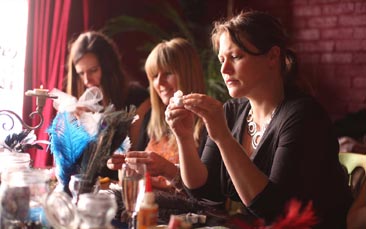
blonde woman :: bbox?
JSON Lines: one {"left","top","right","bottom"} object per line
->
{"left": 108, "top": 37, "right": 206, "bottom": 191}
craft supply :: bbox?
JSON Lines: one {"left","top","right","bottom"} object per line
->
{"left": 173, "top": 90, "right": 183, "bottom": 106}
{"left": 137, "top": 172, "right": 158, "bottom": 229}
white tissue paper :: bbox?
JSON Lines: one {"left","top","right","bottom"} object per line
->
{"left": 173, "top": 90, "right": 183, "bottom": 106}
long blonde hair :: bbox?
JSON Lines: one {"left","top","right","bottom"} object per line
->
{"left": 145, "top": 38, "right": 205, "bottom": 147}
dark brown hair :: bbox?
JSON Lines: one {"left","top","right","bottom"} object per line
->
{"left": 211, "top": 10, "right": 302, "bottom": 92}
{"left": 66, "top": 31, "right": 128, "bottom": 110}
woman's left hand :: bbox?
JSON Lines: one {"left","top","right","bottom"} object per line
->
{"left": 182, "top": 93, "right": 230, "bottom": 142}
{"left": 165, "top": 99, "right": 195, "bottom": 140}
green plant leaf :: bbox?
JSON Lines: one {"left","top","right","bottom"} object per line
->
{"left": 101, "top": 2, "right": 230, "bottom": 102}
{"left": 102, "top": 15, "right": 170, "bottom": 42}
{"left": 155, "top": 2, "right": 196, "bottom": 47}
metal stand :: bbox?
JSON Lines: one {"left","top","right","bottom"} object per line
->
{"left": 0, "top": 91, "right": 57, "bottom": 131}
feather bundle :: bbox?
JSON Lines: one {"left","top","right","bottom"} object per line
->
{"left": 48, "top": 86, "right": 136, "bottom": 195}
{"left": 3, "top": 129, "right": 44, "bottom": 152}
{"left": 79, "top": 105, "right": 136, "bottom": 193}
{"left": 48, "top": 112, "right": 93, "bottom": 186}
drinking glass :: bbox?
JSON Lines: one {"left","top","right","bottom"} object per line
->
{"left": 119, "top": 163, "right": 146, "bottom": 229}
{"left": 68, "top": 174, "right": 99, "bottom": 205}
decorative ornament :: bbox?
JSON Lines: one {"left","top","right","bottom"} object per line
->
{"left": 246, "top": 108, "right": 276, "bottom": 149}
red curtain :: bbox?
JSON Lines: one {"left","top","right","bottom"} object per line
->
{"left": 24, "top": 0, "right": 72, "bottom": 167}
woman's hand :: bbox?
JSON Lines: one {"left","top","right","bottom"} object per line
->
{"left": 125, "top": 151, "right": 177, "bottom": 178}
{"left": 165, "top": 99, "right": 195, "bottom": 140}
{"left": 182, "top": 93, "right": 230, "bottom": 142}
{"left": 106, "top": 154, "right": 125, "bottom": 170}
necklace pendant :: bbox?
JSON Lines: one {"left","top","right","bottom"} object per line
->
{"left": 252, "top": 132, "right": 262, "bottom": 149}
{"left": 247, "top": 121, "right": 256, "bottom": 136}
{"left": 246, "top": 107, "right": 277, "bottom": 150}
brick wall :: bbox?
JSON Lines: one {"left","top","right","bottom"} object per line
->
{"left": 234, "top": 0, "right": 366, "bottom": 120}
{"left": 290, "top": 0, "right": 366, "bottom": 121}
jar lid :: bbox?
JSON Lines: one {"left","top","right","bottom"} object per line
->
{"left": 44, "top": 191, "right": 78, "bottom": 228}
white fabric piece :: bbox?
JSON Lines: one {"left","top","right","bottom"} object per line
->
{"left": 51, "top": 86, "right": 103, "bottom": 113}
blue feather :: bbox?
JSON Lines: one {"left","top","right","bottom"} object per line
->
{"left": 48, "top": 112, "right": 93, "bottom": 186}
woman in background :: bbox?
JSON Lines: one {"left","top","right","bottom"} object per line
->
{"left": 66, "top": 31, "right": 148, "bottom": 111}
{"left": 65, "top": 31, "right": 149, "bottom": 180}
{"left": 165, "top": 11, "right": 352, "bottom": 228}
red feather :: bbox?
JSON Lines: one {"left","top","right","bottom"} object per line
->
{"left": 225, "top": 199, "right": 318, "bottom": 229}
{"left": 271, "top": 199, "right": 318, "bottom": 229}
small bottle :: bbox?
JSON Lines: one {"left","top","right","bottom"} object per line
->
{"left": 137, "top": 172, "right": 158, "bottom": 229}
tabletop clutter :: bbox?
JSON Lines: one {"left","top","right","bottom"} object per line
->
{"left": 0, "top": 87, "right": 225, "bottom": 228}
{"left": 0, "top": 151, "right": 212, "bottom": 229}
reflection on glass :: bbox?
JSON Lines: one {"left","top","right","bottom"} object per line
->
{"left": 119, "top": 163, "right": 146, "bottom": 229}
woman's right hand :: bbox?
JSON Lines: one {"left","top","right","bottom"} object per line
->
{"left": 106, "top": 154, "right": 125, "bottom": 170}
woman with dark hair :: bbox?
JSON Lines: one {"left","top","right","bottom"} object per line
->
{"left": 65, "top": 31, "right": 149, "bottom": 180}
{"left": 165, "top": 11, "right": 352, "bottom": 228}
{"left": 66, "top": 31, "right": 148, "bottom": 111}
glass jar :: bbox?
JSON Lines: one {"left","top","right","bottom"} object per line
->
{"left": 68, "top": 174, "right": 100, "bottom": 205}
{"left": 77, "top": 192, "right": 117, "bottom": 229}
{"left": 44, "top": 191, "right": 117, "bottom": 229}
{"left": 0, "top": 151, "right": 31, "bottom": 183}
{"left": 0, "top": 169, "right": 50, "bottom": 228}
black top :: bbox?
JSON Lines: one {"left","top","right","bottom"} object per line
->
{"left": 188, "top": 92, "right": 352, "bottom": 228}
{"left": 99, "top": 83, "right": 149, "bottom": 180}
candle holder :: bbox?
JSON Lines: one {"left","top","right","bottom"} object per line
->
{"left": 0, "top": 89, "right": 57, "bottom": 131}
